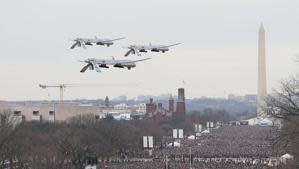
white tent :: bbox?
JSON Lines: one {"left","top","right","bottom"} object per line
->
{"left": 259, "top": 118, "right": 273, "bottom": 126}
{"left": 246, "top": 117, "right": 260, "bottom": 126}
{"left": 188, "top": 135, "right": 195, "bottom": 140}
{"left": 280, "top": 153, "right": 294, "bottom": 164}
{"left": 201, "top": 130, "right": 210, "bottom": 134}
{"left": 167, "top": 141, "right": 181, "bottom": 147}
{"left": 281, "top": 153, "right": 294, "bottom": 160}
{"left": 195, "top": 133, "right": 202, "bottom": 138}
{"left": 85, "top": 165, "right": 97, "bottom": 169}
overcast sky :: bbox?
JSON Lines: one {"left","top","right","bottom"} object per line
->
{"left": 0, "top": 0, "right": 298, "bottom": 101}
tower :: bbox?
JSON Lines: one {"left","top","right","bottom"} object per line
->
{"left": 257, "top": 23, "right": 267, "bottom": 117}
{"left": 105, "top": 96, "right": 110, "bottom": 107}
{"left": 178, "top": 88, "right": 185, "bottom": 102}
{"left": 175, "top": 88, "right": 186, "bottom": 118}
{"left": 169, "top": 95, "right": 174, "bottom": 113}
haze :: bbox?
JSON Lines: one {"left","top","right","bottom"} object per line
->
{"left": 0, "top": 0, "right": 298, "bottom": 101}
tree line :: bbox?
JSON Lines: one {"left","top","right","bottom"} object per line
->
{"left": 0, "top": 112, "right": 189, "bottom": 169}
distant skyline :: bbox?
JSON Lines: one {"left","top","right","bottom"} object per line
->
{"left": 0, "top": 0, "right": 298, "bottom": 101}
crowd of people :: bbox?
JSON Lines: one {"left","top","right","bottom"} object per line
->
{"left": 98, "top": 125, "right": 285, "bottom": 168}
{"left": 99, "top": 160, "right": 271, "bottom": 169}
{"left": 154, "top": 125, "right": 281, "bottom": 158}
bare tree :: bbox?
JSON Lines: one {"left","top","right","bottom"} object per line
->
{"left": 266, "top": 76, "right": 299, "bottom": 167}
{"left": 0, "top": 110, "right": 14, "bottom": 168}
{"left": 0, "top": 112, "right": 197, "bottom": 169}
{"left": 267, "top": 77, "right": 299, "bottom": 119}
{"left": 0, "top": 109, "right": 13, "bottom": 141}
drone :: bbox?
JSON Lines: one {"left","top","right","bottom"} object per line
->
{"left": 79, "top": 57, "right": 151, "bottom": 73}
{"left": 70, "top": 36, "right": 125, "bottom": 49}
{"left": 124, "top": 43, "right": 181, "bottom": 56}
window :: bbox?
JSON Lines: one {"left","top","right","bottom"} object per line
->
{"left": 14, "top": 111, "right": 21, "bottom": 116}
{"left": 49, "top": 111, "right": 55, "bottom": 116}
{"left": 33, "top": 111, "right": 39, "bottom": 115}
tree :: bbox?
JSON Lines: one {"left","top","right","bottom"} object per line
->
{"left": 0, "top": 110, "right": 14, "bottom": 168}
{"left": 0, "top": 112, "right": 196, "bottom": 168}
{"left": 0, "top": 110, "right": 30, "bottom": 169}
{"left": 266, "top": 75, "right": 299, "bottom": 167}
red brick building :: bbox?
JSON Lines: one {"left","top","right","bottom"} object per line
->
{"left": 175, "top": 88, "right": 186, "bottom": 118}
{"left": 145, "top": 98, "right": 157, "bottom": 117}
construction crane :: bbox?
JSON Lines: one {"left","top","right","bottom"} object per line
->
{"left": 39, "top": 83, "right": 138, "bottom": 103}
{"left": 39, "top": 84, "right": 67, "bottom": 103}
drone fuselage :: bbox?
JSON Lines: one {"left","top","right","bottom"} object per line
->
{"left": 125, "top": 43, "right": 179, "bottom": 56}
{"left": 79, "top": 57, "right": 150, "bottom": 73}
{"left": 71, "top": 37, "right": 124, "bottom": 49}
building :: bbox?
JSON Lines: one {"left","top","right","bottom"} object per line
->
{"left": 145, "top": 98, "right": 157, "bottom": 117}
{"left": 257, "top": 23, "right": 268, "bottom": 117}
{"left": 178, "top": 88, "right": 185, "bottom": 102}
{"left": 145, "top": 98, "right": 170, "bottom": 119}
{"left": 4, "top": 103, "right": 104, "bottom": 122}
{"left": 105, "top": 96, "right": 110, "bottom": 107}
{"left": 0, "top": 101, "right": 9, "bottom": 108}
{"left": 157, "top": 103, "right": 163, "bottom": 112}
{"left": 175, "top": 88, "right": 186, "bottom": 118}
{"left": 144, "top": 88, "right": 187, "bottom": 120}
{"left": 0, "top": 101, "right": 146, "bottom": 123}
{"left": 169, "top": 95, "right": 174, "bottom": 113}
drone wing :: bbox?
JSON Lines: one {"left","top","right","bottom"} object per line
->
{"left": 119, "top": 58, "right": 152, "bottom": 64}
{"left": 109, "top": 37, "right": 125, "bottom": 41}
{"left": 132, "top": 57, "right": 152, "bottom": 63}
{"left": 99, "top": 37, "right": 125, "bottom": 43}
{"left": 159, "top": 43, "right": 181, "bottom": 48}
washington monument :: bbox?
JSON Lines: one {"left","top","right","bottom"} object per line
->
{"left": 257, "top": 23, "right": 267, "bottom": 117}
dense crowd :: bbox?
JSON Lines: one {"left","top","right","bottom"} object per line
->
{"left": 99, "top": 125, "right": 284, "bottom": 169}
{"left": 100, "top": 161, "right": 270, "bottom": 169}
{"left": 154, "top": 126, "right": 281, "bottom": 158}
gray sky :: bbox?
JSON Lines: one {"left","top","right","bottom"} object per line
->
{"left": 0, "top": 0, "right": 298, "bottom": 101}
